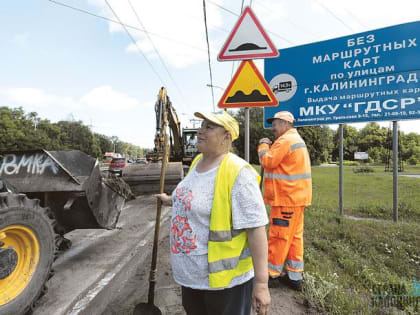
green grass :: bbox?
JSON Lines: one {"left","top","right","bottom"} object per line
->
{"left": 312, "top": 165, "right": 420, "bottom": 222}
{"left": 304, "top": 209, "right": 419, "bottom": 314}
{"left": 252, "top": 164, "right": 420, "bottom": 314}
{"left": 307, "top": 166, "right": 420, "bottom": 314}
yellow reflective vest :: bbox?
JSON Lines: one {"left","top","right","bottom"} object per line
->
{"left": 188, "top": 153, "right": 260, "bottom": 288}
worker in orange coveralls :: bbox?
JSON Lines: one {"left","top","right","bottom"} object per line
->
{"left": 257, "top": 111, "right": 312, "bottom": 291}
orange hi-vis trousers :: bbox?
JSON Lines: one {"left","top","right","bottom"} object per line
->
{"left": 268, "top": 206, "right": 304, "bottom": 280}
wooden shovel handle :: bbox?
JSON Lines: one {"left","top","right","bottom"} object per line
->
{"left": 148, "top": 134, "right": 169, "bottom": 305}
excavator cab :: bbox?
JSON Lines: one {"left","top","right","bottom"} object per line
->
{"left": 182, "top": 128, "right": 199, "bottom": 164}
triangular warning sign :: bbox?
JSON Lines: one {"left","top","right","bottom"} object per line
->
{"left": 218, "top": 6, "right": 279, "bottom": 61}
{"left": 218, "top": 60, "right": 278, "bottom": 108}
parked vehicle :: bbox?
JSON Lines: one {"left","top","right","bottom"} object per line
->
{"left": 135, "top": 158, "right": 148, "bottom": 164}
{"left": 102, "top": 152, "right": 122, "bottom": 164}
{"left": 109, "top": 157, "right": 127, "bottom": 176}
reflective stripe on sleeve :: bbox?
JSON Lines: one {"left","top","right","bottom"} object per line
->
{"left": 290, "top": 143, "right": 306, "bottom": 151}
{"left": 265, "top": 173, "right": 311, "bottom": 180}
{"left": 258, "top": 149, "right": 268, "bottom": 156}
{"left": 258, "top": 149, "right": 267, "bottom": 163}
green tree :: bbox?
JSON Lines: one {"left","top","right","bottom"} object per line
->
{"left": 233, "top": 108, "right": 332, "bottom": 165}
{"left": 332, "top": 125, "right": 359, "bottom": 160}
{"left": 358, "top": 123, "right": 388, "bottom": 151}
{"left": 298, "top": 125, "right": 332, "bottom": 165}
{"left": 95, "top": 133, "right": 114, "bottom": 157}
{"left": 0, "top": 107, "right": 39, "bottom": 151}
{"left": 0, "top": 106, "right": 146, "bottom": 160}
{"left": 357, "top": 123, "right": 388, "bottom": 163}
{"left": 55, "top": 120, "right": 101, "bottom": 157}
{"left": 233, "top": 108, "right": 272, "bottom": 164}
{"left": 401, "top": 132, "right": 420, "bottom": 164}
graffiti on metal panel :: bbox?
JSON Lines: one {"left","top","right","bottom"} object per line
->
{"left": 0, "top": 153, "right": 58, "bottom": 176}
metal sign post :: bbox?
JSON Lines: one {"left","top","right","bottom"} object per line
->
{"left": 339, "top": 124, "right": 344, "bottom": 215}
{"left": 393, "top": 121, "right": 399, "bottom": 222}
{"left": 245, "top": 108, "right": 250, "bottom": 162}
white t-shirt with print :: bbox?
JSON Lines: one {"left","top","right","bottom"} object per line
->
{"left": 170, "top": 161, "right": 268, "bottom": 290}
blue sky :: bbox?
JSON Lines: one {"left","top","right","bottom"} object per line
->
{"left": 1, "top": 0, "right": 419, "bottom": 147}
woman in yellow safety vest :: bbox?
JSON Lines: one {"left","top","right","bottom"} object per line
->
{"left": 156, "top": 111, "right": 270, "bottom": 315}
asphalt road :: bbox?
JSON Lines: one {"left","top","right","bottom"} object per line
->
{"left": 32, "top": 193, "right": 316, "bottom": 315}
{"left": 33, "top": 195, "right": 171, "bottom": 315}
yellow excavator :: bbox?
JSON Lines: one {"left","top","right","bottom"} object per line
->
{"left": 123, "top": 87, "right": 198, "bottom": 194}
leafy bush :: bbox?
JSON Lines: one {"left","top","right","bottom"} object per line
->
{"left": 407, "top": 156, "right": 418, "bottom": 165}
{"left": 353, "top": 166, "right": 375, "bottom": 173}
{"left": 312, "top": 158, "right": 322, "bottom": 166}
{"left": 343, "top": 160, "right": 359, "bottom": 166}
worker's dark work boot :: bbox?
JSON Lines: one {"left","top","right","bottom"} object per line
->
{"left": 279, "top": 275, "right": 303, "bottom": 291}
{"left": 287, "top": 279, "right": 302, "bottom": 291}
{"left": 268, "top": 276, "right": 280, "bottom": 288}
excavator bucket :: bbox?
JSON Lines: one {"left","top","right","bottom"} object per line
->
{"left": 122, "top": 162, "right": 183, "bottom": 195}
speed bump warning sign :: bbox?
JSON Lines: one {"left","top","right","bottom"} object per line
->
{"left": 218, "top": 60, "right": 279, "bottom": 108}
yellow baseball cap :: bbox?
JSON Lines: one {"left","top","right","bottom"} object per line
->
{"left": 194, "top": 111, "right": 239, "bottom": 141}
{"left": 266, "top": 111, "right": 295, "bottom": 124}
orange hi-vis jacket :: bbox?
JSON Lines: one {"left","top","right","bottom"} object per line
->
{"left": 258, "top": 128, "right": 312, "bottom": 206}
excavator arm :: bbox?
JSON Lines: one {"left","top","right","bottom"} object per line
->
{"left": 125, "top": 87, "right": 185, "bottom": 195}
{"left": 167, "top": 98, "right": 183, "bottom": 160}
{"left": 149, "top": 87, "right": 183, "bottom": 161}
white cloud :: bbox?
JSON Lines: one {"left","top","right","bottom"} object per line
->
{"left": 0, "top": 86, "right": 139, "bottom": 112}
{"left": 89, "top": 0, "right": 224, "bottom": 68}
{"left": 80, "top": 85, "right": 139, "bottom": 111}
{"left": 0, "top": 88, "right": 76, "bottom": 108}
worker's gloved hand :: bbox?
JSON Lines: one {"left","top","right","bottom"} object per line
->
{"left": 258, "top": 138, "right": 272, "bottom": 145}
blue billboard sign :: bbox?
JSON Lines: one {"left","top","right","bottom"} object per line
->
{"left": 264, "top": 21, "right": 420, "bottom": 128}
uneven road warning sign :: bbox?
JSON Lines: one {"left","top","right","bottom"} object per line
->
{"left": 218, "top": 6, "right": 279, "bottom": 61}
{"left": 218, "top": 60, "right": 279, "bottom": 108}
